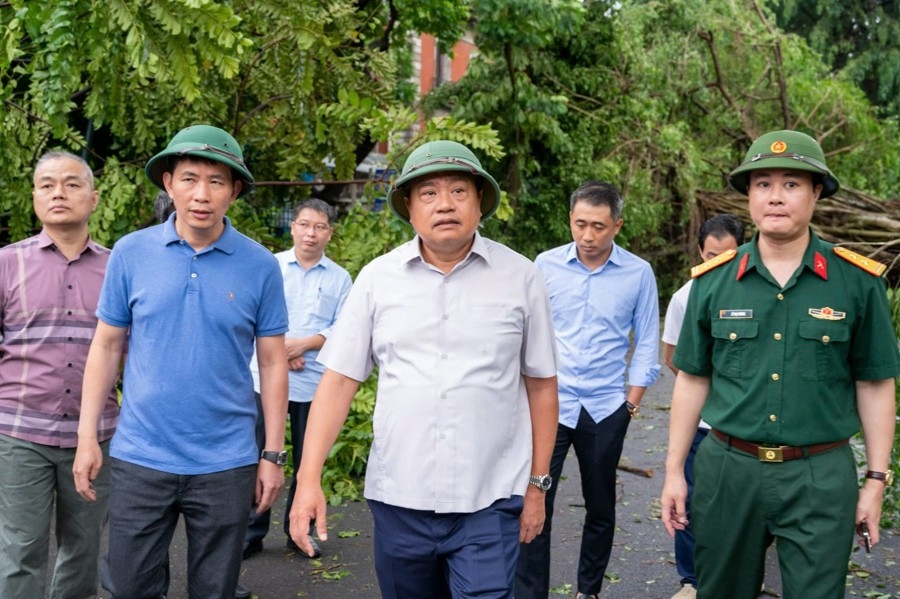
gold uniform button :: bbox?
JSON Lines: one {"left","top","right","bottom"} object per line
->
{"left": 822, "top": 335, "right": 830, "bottom": 343}
{"left": 774, "top": 333, "right": 782, "bottom": 340}
{"left": 777, "top": 293, "right": 784, "bottom": 300}
{"left": 769, "top": 414, "right": 777, "bottom": 422}
{"left": 729, "top": 332, "right": 737, "bottom": 340}
{"left": 771, "top": 373, "right": 780, "bottom": 381}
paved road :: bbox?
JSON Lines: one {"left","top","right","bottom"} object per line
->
{"left": 57, "top": 366, "right": 900, "bottom": 598}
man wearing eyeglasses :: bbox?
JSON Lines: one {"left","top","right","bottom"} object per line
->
{"left": 74, "top": 125, "right": 289, "bottom": 598}
{"left": 242, "top": 199, "right": 351, "bottom": 563}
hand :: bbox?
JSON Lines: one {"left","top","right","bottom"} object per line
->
{"left": 288, "top": 356, "right": 306, "bottom": 371}
{"left": 285, "top": 338, "right": 310, "bottom": 361}
{"left": 289, "top": 480, "right": 328, "bottom": 555}
{"left": 254, "top": 459, "right": 285, "bottom": 514}
{"left": 661, "top": 473, "right": 689, "bottom": 537}
{"left": 856, "top": 480, "right": 886, "bottom": 548}
{"left": 519, "top": 486, "right": 546, "bottom": 543}
{"left": 73, "top": 441, "right": 103, "bottom": 502}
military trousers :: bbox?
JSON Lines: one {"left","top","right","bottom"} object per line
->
{"left": 692, "top": 433, "right": 857, "bottom": 599}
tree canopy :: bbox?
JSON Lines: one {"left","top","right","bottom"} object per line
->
{"left": 1, "top": 0, "right": 489, "bottom": 245}
{"left": 426, "top": 0, "right": 900, "bottom": 294}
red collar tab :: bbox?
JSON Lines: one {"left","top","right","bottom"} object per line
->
{"left": 813, "top": 251, "right": 828, "bottom": 280}
{"left": 736, "top": 253, "right": 750, "bottom": 280}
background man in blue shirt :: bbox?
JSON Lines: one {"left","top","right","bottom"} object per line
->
{"left": 516, "top": 180, "right": 660, "bottom": 599}
{"left": 243, "top": 198, "right": 352, "bottom": 562}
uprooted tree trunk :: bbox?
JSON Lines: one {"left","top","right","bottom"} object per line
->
{"left": 692, "top": 188, "right": 900, "bottom": 286}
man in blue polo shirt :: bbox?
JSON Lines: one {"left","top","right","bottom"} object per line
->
{"left": 74, "top": 125, "right": 289, "bottom": 599}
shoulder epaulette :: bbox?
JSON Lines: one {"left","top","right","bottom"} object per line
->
{"left": 833, "top": 246, "right": 887, "bottom": 277}
{"left": 690, "top": 249, "right": 737, "bottom": 279}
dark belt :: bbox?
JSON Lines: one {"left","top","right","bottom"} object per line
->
{"left": 710, "top": 429, "right": 848, "bottom": 463}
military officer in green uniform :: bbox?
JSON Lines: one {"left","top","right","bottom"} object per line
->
{"left": 661, "top": 129, "right": 899, "bottom": 599}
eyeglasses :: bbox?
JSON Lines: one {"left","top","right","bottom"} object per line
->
{"left": 176, "top": 144, "right": 247, "bottom": 168}
{"left": 293, "top": 221, "right": 331, "bottom": 233}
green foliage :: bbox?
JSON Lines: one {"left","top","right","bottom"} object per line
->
{"left": 884, "top": 285, "right": 900, "bottom": 527}
{"left": 0, "top": 0, "right": 475, "bottom": 243}
{"left": 769, "top": 0, "right": 900, "bottom": 120}
{"left": 427, "top": 0, "right": 900, "bottom": 291}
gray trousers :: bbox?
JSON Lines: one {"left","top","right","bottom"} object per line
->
{"left": 103, "top": 458, "right": 256, "bottom": 599}
{"left": 0, "top": 434, "right": 110, "bottom": 599}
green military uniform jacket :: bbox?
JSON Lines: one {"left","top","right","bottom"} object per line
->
{"left": 674, "top": 230, "right": 900, "bottom": 446}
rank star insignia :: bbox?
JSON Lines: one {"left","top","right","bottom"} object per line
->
{"left": 770, "top": 140, "right": 787, "bottom": 153}
{"left": 809, "top": 307, "right": 846, "bottom": 321}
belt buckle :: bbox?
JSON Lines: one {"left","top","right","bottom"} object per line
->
{"left": 758, "top": 446, "right": 784, "bottom": 463}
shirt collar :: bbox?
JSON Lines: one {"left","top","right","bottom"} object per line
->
{"left": 400, "top": 231, "right": 489, "bottom": 269}
{"left": 565, "top": 241, "right": 622, "bottom": 270}
{"left": 738, "top": 228, "right": 828, "bottom": 281}
{"left": 287, "top": 251, "right": 329, "bottom": 270}
{"left": 162, "top": 213, "right": 238, "bottom": 255}
{"left": 37, "top": 228, "right": 104, "bottom": 255}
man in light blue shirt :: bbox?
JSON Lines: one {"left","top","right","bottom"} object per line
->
{"left": 516, "top": 180, "right": 660, "bottom": 599}
{"left": 244, "top": 198, "right": 352, "bottom": 562}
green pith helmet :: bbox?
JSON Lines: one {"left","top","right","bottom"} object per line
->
{"left": 145, "top": 125, "right": 255, "bottom": 198}
{"left": 728, "top": 130, "right": 840, "bottom": 198}
{"left": 389, "top": 140, "right": 501, "bottom": 223}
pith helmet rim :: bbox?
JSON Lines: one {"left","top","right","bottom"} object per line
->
{"left": 388, "top": 141, "right": 501, "bottom": 223}
{"left": 145, "top": 125, "right": 255, "bottom": 198}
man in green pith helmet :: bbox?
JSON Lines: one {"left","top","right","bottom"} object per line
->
{"left": 289, "top": 140, "right": 559, "bottom": 597}
{"left": 661, "top": 129, "right": 899, "bottom": 599}
{"left": 74, "top": 125, "right": 289, "bottom": 599}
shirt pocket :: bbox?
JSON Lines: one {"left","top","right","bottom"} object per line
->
{"left": 797, "top": 319, "right": 850, "bottom": 382}
{"left": 711, "top": 320, "right": 759, "bottom": 380}
{"left": 314, "top": 292, "right": 340, "bottom": 322}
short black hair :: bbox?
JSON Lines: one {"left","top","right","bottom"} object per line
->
{"left": 569, "top": 181, "right": 623, "bottom": 221}
{"left": 293, "top": 198, "right": 336, "bottom": 225}
{"left": 698, "top": 214, "right": 745, "bottom": 250}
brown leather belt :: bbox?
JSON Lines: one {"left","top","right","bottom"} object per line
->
{"left": 710, "top": 429, "right": 848, "bottom": 463}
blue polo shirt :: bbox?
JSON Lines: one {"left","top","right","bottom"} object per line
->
{"left": 97, "top": 215, "right": 288, "bottom": 474}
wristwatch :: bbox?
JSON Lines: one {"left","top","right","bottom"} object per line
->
{"left": 625, "top": 401, "right": 640, "bottom": 418}
{"left": 865, "top": 470, "right": 894, "bottom": 486}
{"left": 529, "top": 474, "right": 553, "bottom": 492}
{"left": 260, "top": 450, "right": 288, "bottom": 466}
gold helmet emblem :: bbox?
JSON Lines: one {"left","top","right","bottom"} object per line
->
{"left": 770, "top": 140, "right": 787, "bottom": 153}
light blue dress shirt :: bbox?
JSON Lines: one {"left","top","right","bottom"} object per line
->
{"left": 251, "top": 250, "right": 352, "bottom": 402}
{"left": 536, "top": 242, "right": 660, "bottom": 428}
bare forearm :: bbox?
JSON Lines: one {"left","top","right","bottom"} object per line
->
{"left": 626, "top": 386, "right": 647, "bottom": 407}
{"left": 665, "top": 372, "right": 709, "bottom": 472}
{"left": 257, "top": 335, "right": 289, "bottom": 452}
{"left": 857, "top": 378, "right": 896, "bottom": 472}
{"left": 296, "top": 369, "right": 360, "bottom": 481}
{"left": 78, "top": 323, "right": 126, "bottom": 441}
{"left": 285, "top": 335, "right": 325, "bottom": 360}
{"left": 524, "top": 375, "right": 559, "bottom": 475}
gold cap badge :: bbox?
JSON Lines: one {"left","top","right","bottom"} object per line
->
{"left": 770, "top": 140, "right": 787, "bottom": 153}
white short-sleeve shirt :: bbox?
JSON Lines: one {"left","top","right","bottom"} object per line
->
{"left": 318, "top": 233, "right": 558, "bottom": 513}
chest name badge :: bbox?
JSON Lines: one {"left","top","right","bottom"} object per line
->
{"left": 809, "top": 307, "right": 846, "bottom": 320}
{"left": 719, "top": 309, "right": 753, "bottom": 319}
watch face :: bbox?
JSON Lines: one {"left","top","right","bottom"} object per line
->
{"left": 540, "top": 475, "right": 552, "bottom": 490}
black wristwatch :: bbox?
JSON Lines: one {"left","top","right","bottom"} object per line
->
{"left": 260, "top": 450, "right": 288, "bottom": 466}
{"left": 528, "top": 474, "right": 553, "bottom": 492}
{"left": 625, "top": 401, "right": 640, "bottom": 418}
